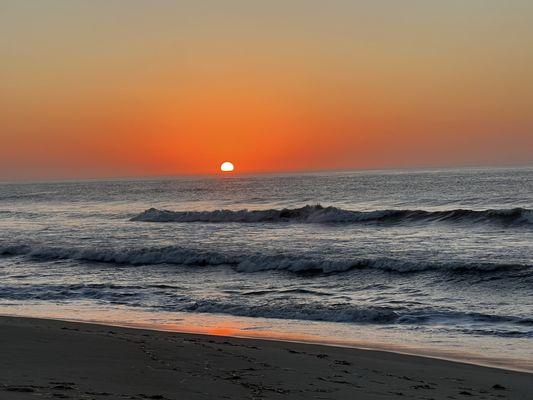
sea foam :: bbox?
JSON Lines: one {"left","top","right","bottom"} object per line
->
{"left": 1, "top": 242, "right": 530, "bottom": 274}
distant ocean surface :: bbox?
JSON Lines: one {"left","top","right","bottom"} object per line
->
{"left": 1, "top": 167, "right": 532, "bottom": 370}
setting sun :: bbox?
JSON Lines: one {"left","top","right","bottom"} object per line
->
{"left": 220, "top": 161, "right": 235, "bottom": 172}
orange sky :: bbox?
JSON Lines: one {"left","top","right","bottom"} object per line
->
{"left": 1, "top": 1, "right": 532, "bottom": 180}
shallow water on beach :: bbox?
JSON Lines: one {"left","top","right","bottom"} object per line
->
{"left": 0, "top": 167, "right": 532, "bottom": 370}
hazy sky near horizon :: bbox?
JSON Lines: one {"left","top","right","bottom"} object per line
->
{"left": 1, "top": 1, "right": 532, "bottom": 180}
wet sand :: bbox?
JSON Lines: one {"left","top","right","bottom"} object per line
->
{"left": 1, "top": 316, "right": 531, "bottom": 399}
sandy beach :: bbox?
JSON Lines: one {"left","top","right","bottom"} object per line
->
{"left": 1, "top": 316, "right": 531, "bottom": 400}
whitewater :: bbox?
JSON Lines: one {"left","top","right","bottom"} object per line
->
{"left": 0, "top": 167, "right": 532, "bottom": 368}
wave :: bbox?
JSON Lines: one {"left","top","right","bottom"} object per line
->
{"left": 183, "top": 301, "right": 401, "bottom": 324}
{"left": 0, "top": 210, "right": 43, "bottom": 218}
{"left": 0, "top": 282, "right": 531, "bottom": 335}
{"left": 131, "top": 205, "right": 533, "bottom": 227}
{"left": 1, "top": 242, "right": 530, "bottom": 274}
{"left": 183, "top": 301, "right": 533, "bottom": 334}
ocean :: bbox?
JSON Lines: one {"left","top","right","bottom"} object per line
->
{"left": 1, "top": 167, "right": 532, "bottom": 371}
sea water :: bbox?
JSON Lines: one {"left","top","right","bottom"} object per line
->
{"left": 1, "top": 167, "right": 532, "bottom": 370}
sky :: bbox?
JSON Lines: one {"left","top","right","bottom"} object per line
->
{"left": 1, "top": 0, "right": 532, "bottom": 181}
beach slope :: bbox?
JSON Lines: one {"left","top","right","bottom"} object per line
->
{"left": 1, "top": 316, "right": 531, "bottom": 399}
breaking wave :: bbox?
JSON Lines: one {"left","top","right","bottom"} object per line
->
{"left": 0, "top": 281, "right": 531, "bottom": 334}
{"left": 1, "top": 242, "right": 530, "bottom": 274}
{"left": 183, "top": 302, "right": 533, "bottom": 333}
{"left": 131, "top": 205, "right": 533, "bottom": 227}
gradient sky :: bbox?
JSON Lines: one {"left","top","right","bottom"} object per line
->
{"left": 1, "top": 1, "right": 532, "bottom": 180}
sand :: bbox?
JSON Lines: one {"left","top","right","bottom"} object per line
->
{"left": 0, "top": 316, "right": 531, "bottom": 399}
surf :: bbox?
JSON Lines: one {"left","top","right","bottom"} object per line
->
{"left": 131, "top": 205, "right": 533, "bottom": 227}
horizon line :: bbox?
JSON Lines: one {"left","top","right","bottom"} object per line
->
{"left": 1, "top": 162, "right": 532, "bottom": 185}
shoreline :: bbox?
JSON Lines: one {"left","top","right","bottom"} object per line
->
{"left": 1, "top": 309, "right": 531, "bottom": 374}
{"left": 1, "top": 315, "right": 532, "bottom": 399}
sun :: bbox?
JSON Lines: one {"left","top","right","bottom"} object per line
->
{"left": 220, "top": 161, "right": 235, "bottom": 172}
